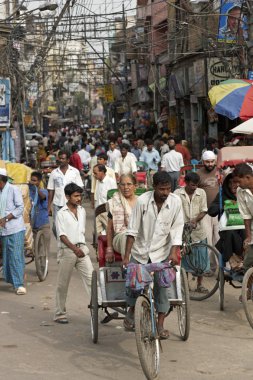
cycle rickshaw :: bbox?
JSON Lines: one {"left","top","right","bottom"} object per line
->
{"left": 89, "top": 188, "right": 190, "bottom": 380}
{"left": 0, "top": 163, "right": 48, "bottom": 282}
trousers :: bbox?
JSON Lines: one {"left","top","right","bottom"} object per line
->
{"left": 55, "top": 245, "right": 94, "bottom": 319}
{"left": 168, "top": 171, "right": 180, "bottom": 192}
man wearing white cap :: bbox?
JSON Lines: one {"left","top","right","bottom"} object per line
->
{"left": 197, "top": 151, "right": 219, "bottom": 247}
{"left": 0, "top": 168, "right": 26, "bottom": 295}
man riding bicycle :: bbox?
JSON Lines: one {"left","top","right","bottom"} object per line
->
{"left": 123, "top": 171, "right": 184, "bottom": 339}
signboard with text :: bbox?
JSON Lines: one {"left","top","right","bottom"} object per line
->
{"left": 207, "top": 57, "right": 240, "bottom": 89}
{"left": 0, "top": 78, "right": 11, "bottom": 127}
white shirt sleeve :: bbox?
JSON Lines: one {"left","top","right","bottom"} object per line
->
{"left": 131, "top": 157, "right": 137, "bottom": 173}
{"left": 179, "top": 153, "right": 184, "bottom": 168}
{"left": 114, "top": 158, "right": 120, "bottom": 174}
{"left": 169, "top": 199, "right": 184, "bottom": 246}
{"left": 237, "top": 190, "right": 252, "bottom": 219}
{"left": 75, "top": 171, "right": 84, "bottom": 188}
{"left": 47, "top": 171, "right": 55, "bottom": 190}
{"left": 56, "top": 211, "right": 66, "bottom": 237}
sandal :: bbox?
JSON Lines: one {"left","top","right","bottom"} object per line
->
{"left": 16, "top": 287, "right": 26, "bottom": 295}
{"left": 196, "top": 285, "right": 209, "bottom": 294}
{"left": 54, "top": 317, "right": 69, "bottom": 324}
{"left": 157, "top": 326, "right": 170, "bottom": 340}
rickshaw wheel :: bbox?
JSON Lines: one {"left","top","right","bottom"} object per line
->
{"left": 135, "top": 295, "right": 160, "bottom": 380}
{"left": 90, "top": 270, "right": 99, "bottom": 343}
{"left": 219, "top": 266, "right": 225, "bottom": 311}
{"left": 242, "top": 267, "right": 253, "bottom": 329}
{"left": 185, "top": 243, "right": 220, "bottom": 301}
{"left": 34, "top": 230, "right": 48, "bottom": 282}
{"left": 177, "top": 268, "right": 190, "bottom": 341}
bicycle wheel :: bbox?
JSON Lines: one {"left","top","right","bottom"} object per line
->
{"left": 219, "top": 266, "right": 225, "bottom": 311}
{"left": 135, "top": 295, "right": 159, "bottom": 380}
{"left": 90, "top": 270, "right": 98, "bottom": 343}
{"left": 177, "top": 268, "right": 190, "bottom": 341}
{"left": 34, "top": 230, "right": 48, "bottom": 282}
{"left": 184, "top": 242, "right": 220, "bottom": 301}
{"left": 242, "top": 267, "right": 253, "bottom": 329}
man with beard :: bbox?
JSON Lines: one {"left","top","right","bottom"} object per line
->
{"left": 123, "top": 171, "right": 184, "bottom": 338}
{"left": 197, "top": 151, "right": 219, "bottom": 247}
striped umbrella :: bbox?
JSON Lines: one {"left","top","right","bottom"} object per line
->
{"left": 208, "top": 79, "right": 253, "bottom": 120}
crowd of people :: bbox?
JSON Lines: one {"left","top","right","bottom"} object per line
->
{"left": 2, "top": 126, "right": 253, "bottom": 338}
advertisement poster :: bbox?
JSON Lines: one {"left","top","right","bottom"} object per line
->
{"left": 0, "top": 78, "right": 11, "bottom": 127}
{"left": 218, "top": 0, "right": 247, "bottom": 43}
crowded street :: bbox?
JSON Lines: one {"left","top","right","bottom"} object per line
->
{"left": 1, "top": 202, "right": 253, "bottom": 380}
{"left": 2, "top": 1, "right": 253, "bottom": 379}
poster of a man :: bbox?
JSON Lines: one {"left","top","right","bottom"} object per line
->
{"left": 218, "top": 1, "right": 247, "bottom": 43}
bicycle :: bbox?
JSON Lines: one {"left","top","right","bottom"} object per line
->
{"left": 132, "top": 262, "right": 190, "bottom": 380}
{"left": 181, "top": 223, "right": 221, "bottom": 301}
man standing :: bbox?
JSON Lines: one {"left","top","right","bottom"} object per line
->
{"left": 174, "top": 172, "right": 209, "bottom": 293}
{"left": 161, "top": 138, "right": 184, "bottom": 192}
{"left": 0, "top": 169, "right": 26, "bottom": 295}
{"left": 115, "top": 144, "right": 137, "bottom": 182}
{"left": 91, "top": 153, "right": 116, "bottom": 209}
{"left": 47, "top": 150, "right": 83, "bottom": 238}
{"left": 233, "top": 163, "right": 253, "bottom": 271}
{"left": 107, "top": 141, "right": 121, "bottom": 170}
{"left": 54, "top": 183, "right": 94, "bottom": 323}
{"left": 93, "top": 164, "right": 117, "bottom": 234}
{"left": 93, "top": 164, "right": 117, "bottom": 209}
{"left": 123, "top": 172, "right": 184, "bottom": 337}
{"left": 139, "top": 139, "right": 160, "bottom": 171}
{"left": 197, "top": 151, "right": 219, "bottom": 247}
{"left": 159, "top": 138, "right": 169, "bottom": 158}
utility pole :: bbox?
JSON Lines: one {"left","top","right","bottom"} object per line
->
{"left": 247, "top": 0, "right": 253, "bottom": 77}
{"left": 122, "top": 4, "right": 131, "bottom": 130}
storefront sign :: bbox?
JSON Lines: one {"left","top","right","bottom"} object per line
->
{"left": 193, "top": 60, "right": 206, "bottom": 96}
{"left": 207, "top": 57, "right": 240, "bottom": 88}
{"left": 218, "top": 0, "right": 247, "bottom": 44}
{"left": 0, "top": 78, "right": 11, "bottom": 127}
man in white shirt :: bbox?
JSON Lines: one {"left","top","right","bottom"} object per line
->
{"left": 140, "top": 139, "right": 161, "bottom": 171}
{"left": 54, "top": 183, "right": 93, "bottom": 323}
{"left": 91, "top": 153, "right": 116, "bottom": 208}
{"left": 107, "top": 141, "right": 121, "bottom": 169}
{"left": 161, "top": 138, "right": 184, "bottom": 191}
{"left": 47, "top": 150, "right": 83, "bottom": 238}
{"left": 93, "top": 164, "right": 117, "bottom": 234}
{"left": 114, "top": 144, "right": 137, "bottom": 181}
{"left": 159, "top": 138, "right": 170, "bottom": 158}
{"left": 78, "top": 144, "right": 91, "bottom": 167}
{"left": 123, "top": 171, "right": 184, "bottom": 337}
{"left": 93, "top": 164, "right": 117, "bottom": 208}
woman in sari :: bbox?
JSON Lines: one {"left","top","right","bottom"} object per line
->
{"left": 105, "top": 174, "right": 137, "bottom": 262}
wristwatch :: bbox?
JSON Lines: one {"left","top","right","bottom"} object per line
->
{"left": 5, "top": 217, "right": 9, "bottom": 222}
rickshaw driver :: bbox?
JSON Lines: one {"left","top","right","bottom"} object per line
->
{"left": 233, "top": 163, "right": 253, "bottom": 271}
{"left": 122, "top": 171, "right": 184, "bottom": 338}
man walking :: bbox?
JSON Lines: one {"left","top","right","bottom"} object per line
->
{"left": 47, "top": 150, "right": 83, "bottom": 238}
{"left": 0, "top": 168, "right": 26, "bottom": 295}
{"left": 197, "top": 151, "right": 219, "bottom": 247}
{"left": 54, "top": 183, "right": 94, "bottom": 323}
{"left": 123, "top": 171, "right": 184, "bottom": 337}
{"left": 161, "top": 138, "right": 184, "bottom": 191}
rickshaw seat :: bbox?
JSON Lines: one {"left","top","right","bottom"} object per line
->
{"left": 135, "top": 172, "right": 146, "bottom": 183}
{"left": 97, "top": 235, "right": 122, "bottom": 267}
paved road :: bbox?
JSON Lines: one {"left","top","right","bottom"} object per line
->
{"left": 1, "top": 202, "right": 253, "bottom": 380}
